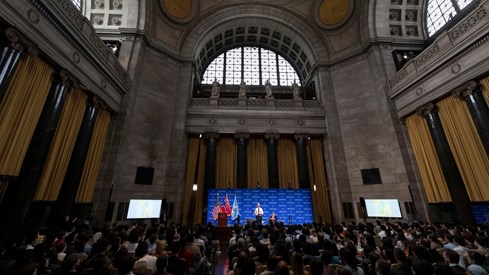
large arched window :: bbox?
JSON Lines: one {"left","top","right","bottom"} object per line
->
{"left": 426, "top": 0, "right": 475, "bottom": 36}
{"left": 202, "top": 47, "right": 301, "bottom": 87}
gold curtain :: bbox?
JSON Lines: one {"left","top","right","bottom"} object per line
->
{"left": 278, "top": 137, "right": 299, "bottom": 188}
{"left": 75, "top": 109, "right": 111, "bottom": 202}
{"left": 437, "top": 97, "right": 489, "bottom": 201}
{"left": 247, "top": 136, "right": 268, "bottom": 188}
{"left": 194, "top": 140, "right": 206, "bottom": 224}
{"left": 0, "top": 56, "right": 54, "bottom": 176}
{"left": 405, "top": 114, "right": 451, "bottom": 203}
{"left": 216, "top": 137, "right": 236, "bottom": 188}
{"left": 480, "top": 77, "right": 489, "bottom": 105}
{"left": 182, "top": 137, "right": 200, "bottom": 225}
{"left": 307, "top": 139, "right": 332, "bottom": 223}
{"left": 34, "top": 89, "right": 87, "bottom": 201}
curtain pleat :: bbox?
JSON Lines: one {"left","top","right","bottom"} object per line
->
{"left": 480, "top": 77, "right": 489, "bottom": 105}
{"left": 405, "top": 114, "right": 451, "bottom": 203}
{"left": 247, "top": 137, "right": 268, "bottom": 188}
{"left": 216, "top": 137, "right": 236, "bottom": 188}
{"left": 437, "top": 97, "right": 489, "bottom": 201}
{"left": 182, "top": 137, "right": 200, "bottom": 225}
{"left": 75, "top": 109, "right": 111, "bottom": 203}
{"left": 0, "top": 55, "right": 54, "bottom": 176}
{"left": 308, "top": 139, "right": 332, "bottom": 223}
{"left": 278, "top": 137, "right": 298, "bottom": 188}
{"left": 194, "top": 140, "right": 206, "bottom": 224}
{"left": 34, "top": 89, "right": 87, "bottom": 201}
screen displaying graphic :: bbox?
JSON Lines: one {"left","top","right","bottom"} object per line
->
{"left": 471, "top": 204, "right": 489, "bottom": 225}
{"left": 207, "top": 189, "right": 314, "bottom": 225}
{"left": 127, "top": 199, "right": 162, "bottom": 219}
{"left": 365, "top": 199, "right": 402, "bottom": 218}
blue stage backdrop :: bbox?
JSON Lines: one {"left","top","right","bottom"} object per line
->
{"left": 207, "top": 188, "right": 314, "bottom": 226}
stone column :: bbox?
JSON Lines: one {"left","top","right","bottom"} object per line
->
{"left": 203, "top": 132, "right": 219, "bottom": 217}
{"left": 235, "top": 133, "right": 249, "bottom": 189}
{"left": 265, "top": 133, "right": 280, "bottom": 188}
{"left": 453, "top": 81, "right": 489, "bottom": 156}
{"left": 57, "top": 97, "right": 98, "bottom": 216}
{"left": 0, "top": 28, "right": 38, "bottom": 104}
{"left": 0, "top": 71, "right": 73, "bottom": 240}
{"left": 295, "top": 134, "right": 310, "bottom": 189}
{"left": 419, "top": 103, "right": 475, "bottom": 225}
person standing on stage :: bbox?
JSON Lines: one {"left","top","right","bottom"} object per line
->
{"left": 254, "top": 203, "right": 264, "bottom": 226}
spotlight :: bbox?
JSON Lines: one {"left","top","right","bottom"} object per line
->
{"left": 192, "top": 184, "right": 198, "bottom": 191}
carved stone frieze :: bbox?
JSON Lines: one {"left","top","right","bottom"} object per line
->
{"left": 54, "top": 0, "right": 84, "bottom": 30}
{"left": 449, "top": 7, "right": 487, "bottom": 41}
{"left": 414, "top": 44, "right": 440, "bottom": 69}
{"left": 389, "top": 68, "right": 407, "bottom": 87}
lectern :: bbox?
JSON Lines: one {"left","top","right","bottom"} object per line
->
{"left": 218, "top": 213, "right": 227, "bottom": 227}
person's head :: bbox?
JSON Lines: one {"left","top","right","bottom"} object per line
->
{"left": 433, "top": 262, "right": 454, "bottom": 275}
{"left": 468, "top": 250, "right": 485, "bottom": 265}
{"left": 310, "top": 258, "right": 324, "bottom": 275}
{"left": 155, "top": 240, "right": 167, "bottom": 256}
{"left": 266, "top": 256, "right": 279, "bottom": 272}
{"left": 443, "top": 249, "right": 459, "bottom": 265}
{"left": 411, "top": 258, "right": 434, "bottom": 275}
{"left": 135, "top": 241, "right": 149, "bottom": 258}
{"left": 61, "top": 253, "right": 80, "bottom": 272}
{"left": 257, "top": 203, "right": 261, "bottom": 208}
{"left": 375, "top": 259, "right": 390, "bottom": 275}
{"left": 156, "top": 256, "right": 168, "bottom": 274}
{"left": 393, "top": 248, "right": 407, "bottom": 263}
{"left": 275, "top": 260, "right": 289, "bottom": 275}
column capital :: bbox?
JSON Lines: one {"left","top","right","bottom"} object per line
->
{"left": 452, "top": 80, "right": 479, "bottom": 98}
{"left": 264, "top": 133, "right": 280, "bottom": 140}
{"left": 5, "top": 27, "right": 38, "bottom": 57}
{"left": 235, "top": 132, "right": 250, "bottom": 139}
{"left": 294, "top": 133, "right": 310, "bottom": 141}
{"left": 58, "top": 70, "right": 80, "bottom": 89}
{"left": 203, "top": 132, "right": 219, "bottom": 139}
{"left": 416, "top": 103, "right": 437, "bottom": 116}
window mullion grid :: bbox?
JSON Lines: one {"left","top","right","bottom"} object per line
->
{"left": 241, "top": 47, "right": 244, "bottom": 82}
{"left": 259, "top": 48, "right": 263, "bottom": 85}
{"left": 450, "top": 0, "right": 461, "bottom": 12}
{"left": 275, "top": 53, "right": 280, "bottom": 86}
{"left": 223, "top": 52, "right": 227, "bottom": 85}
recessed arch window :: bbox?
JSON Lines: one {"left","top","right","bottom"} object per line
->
{"left": 202, "top": 47, "right": 301, "bottom": 87}
{"left": 426, "top": 0, "right": 475, "bottom": 37}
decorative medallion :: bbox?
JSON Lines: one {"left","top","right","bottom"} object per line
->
{"left": 160, "top": 0, "right": 198, "bottom": 24}
{"left": 314, "top": 0, "right": 354, "bottom": 30}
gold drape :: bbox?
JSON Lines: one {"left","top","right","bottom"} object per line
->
{"left": 480, "top": 77, "right": 489, "bottom": 104}
{"left": 247, "top": 137, "right": 268, "bottom": 188}
{"left": 278, "top": 138, "right": 298, "bottom": 188}
{"left": 34, "top": 89, "right": 87, "bottom": 201}
{"left": 0, "top": 56, "right": 54, "bottom": 176}
{"left": 405, "top": 114, "right": 451, "bottom": 202}
{"left": 437, "top": 97, "right": 489, "bottom": 201}
{"left": 182, "top": 137, "right": 200, "bottom": 224}
{"left": 194, "top": 140, "right": 206, "bottom": 224}
{"left": 216, "top": 137, "right": 236, "bottom": 188}
{"left": 307, "top": 139, "right": 332, "bottom": 223}
{"left": 76, "top": 110, "right": 111, "bottom": 202}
